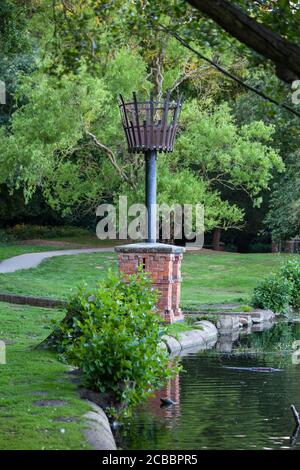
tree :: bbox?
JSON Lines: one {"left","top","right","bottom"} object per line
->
{"left": 0, "top": 1, "right": 284, "bottom": 236}
{"left": 265, "top": 154, "right": 300, "bottom": 241}
{"left": 186, "top": 0, "right": 300, "bottom": 83}
{"left": 0, "top": 49, "right": 153, "bottom": 216}
{"left": 231, "top": 69, "right": 300, "bottom": 242}
{"left": 121, "top": 98, "right": 283, "bottom": 233}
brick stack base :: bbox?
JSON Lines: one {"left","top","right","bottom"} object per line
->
{"left": 115, "top": 243, "right": 185, "bottom": 324}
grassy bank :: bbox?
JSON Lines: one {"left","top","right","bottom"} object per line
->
{"left": 181, "top": 251, "right": 293, "bottom": 308}
{"left": 0, "top": 246, "right": 293, "bottom": 306}
{"left": 0, "top": 302, "right": 91, "bottom": 450}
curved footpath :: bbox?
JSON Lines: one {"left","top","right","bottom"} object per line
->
{"left": 0, "top": 247, "right": 114, "bottom": 274}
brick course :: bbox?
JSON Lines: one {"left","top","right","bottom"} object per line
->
{"left": 115, "top": 244, "right": 185, "bottom": 324}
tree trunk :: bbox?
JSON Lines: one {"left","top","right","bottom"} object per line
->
{"left": 187, "top": 0, "right": 300, "bottom": 83}
{"left": 212, "top": 228, "right": 221, "bottom": 251}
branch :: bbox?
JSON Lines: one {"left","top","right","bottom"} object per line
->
{"left": 60, "top": 0, "right": 74, "bottom": 14}
{"left": 169, "top": 64, "right": 211, "bottom": 94}
{"left": 186, "top": 0, "right": 300, "bottom": 83}
{"left": 85, "top": 131, "right": 134, "bottom": 187}
{"left": 154, "top": 49, "right": 165, "bottom": 101}
{"left": 157, "top": 23, "right": 300, "bottom": 119}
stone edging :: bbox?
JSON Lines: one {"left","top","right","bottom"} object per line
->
{"left": 161, "top": 320, "right": 218, "bottom": 354}
{"left": 0, "top": 292, "right": 67, "bottom": 309}
{"left": 82, "top": 400, "right": 117, "bottom": 450}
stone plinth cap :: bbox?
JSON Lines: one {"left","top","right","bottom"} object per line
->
{"left": 114, "top": 242, "right": 185, "bottom": 254}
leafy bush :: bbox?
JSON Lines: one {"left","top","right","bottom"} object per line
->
{"left": 252, "top": 258, "right": 300, "bottom": 313}
{"left": 279, "top": 259, "right": 300, "bottom": 309}
{"left": 6, "top": 224, "right": 90, "bottom": 240}
{"left": 51, "top": 270, "right": 176, "bottom": 416}
{"left": 0, "top": 229, "right": 16, "bottom": 244}
{"left": 252, "top": 273, "right": 292, "bottom": 314}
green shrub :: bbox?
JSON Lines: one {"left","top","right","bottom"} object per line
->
{"left": 6, "top": 224, "right": 90, "bottom": 240}
{"left": 279, "top": 259, "right": 300, "bottom": 309}
{"left": 52, "top": 270, "right": 177, "bottom": 416}
{"left": 252, "top": 273, "right": 292, "bottom": 314}
{"left": 252, "top": 258, "right": 300, "bottom": 313}
{"left": 0, "top": 229, "right": 16, "bottom": 244}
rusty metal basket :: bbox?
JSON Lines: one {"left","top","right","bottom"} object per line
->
{"left": 119, "top": 91, "right": 182, "bottom": 154}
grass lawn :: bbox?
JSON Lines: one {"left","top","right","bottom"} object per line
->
{"left": 181, "top": 251, "right": 294, "bottom": 308}
{"left": 0, "top": 250, "right": 117, "bottom": 299}
{"left": 0, "top": 302, "right": 91, "bottom": 450}
{"left": 38, "top": 236, "right": 128, "bottom": 247}
{"left": 0, "top": 245, "right": 295, "bottom": 306}
{"left": 0, "top": 244, "right": 69, "bottom": 262}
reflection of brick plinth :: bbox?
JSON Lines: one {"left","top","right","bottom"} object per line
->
{"left": 115, "top": 243, "right": 185, "bottom": 324}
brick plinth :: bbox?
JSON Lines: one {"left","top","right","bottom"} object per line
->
{"left": 115, "top": 243, "right": 185, "bottom": 324}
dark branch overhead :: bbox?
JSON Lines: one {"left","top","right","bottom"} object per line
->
{"left": 186, "top": 0, "right": 300, "bottom": 83}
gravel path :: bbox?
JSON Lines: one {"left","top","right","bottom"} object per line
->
{"left": 0, "top": 248, "right": 114, "bottom": 274}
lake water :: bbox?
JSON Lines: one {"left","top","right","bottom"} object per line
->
{"left": 119, "top": 321, "right": 300, "bottom": 450}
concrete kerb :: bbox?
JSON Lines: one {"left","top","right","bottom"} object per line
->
{"left": 82, "top": 401, "right": 117, "bottom": 450}
{"left": 161, "top": 320, "right": 218, "bottom": 355}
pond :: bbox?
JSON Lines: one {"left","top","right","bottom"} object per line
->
{"left": 118, "top": 321, "right": 300, "bottom": 450}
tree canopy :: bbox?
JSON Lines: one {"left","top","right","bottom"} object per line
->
{"left": 0, "top": 0, "right": 297, "bottom": 242}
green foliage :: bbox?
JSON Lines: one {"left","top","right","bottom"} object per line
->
{"left": 5, "top": 224, "right": 90, "bottom": 240}
{"left": 252, "top": 273, "right": 292, "bottom": 314}
{"left": 52, "top": 270, "right": 176, "bottom": 416}
{"left": 0, "top": 0, "right": 30, "bottom": 56}
{"left": 0, "top": 228, "right": 15, "bottom": 244}
{"left": 0, "top": 1, "right": 285, "bottom": 236}
{"left": 279, "top": 259, "right": 300, "bottom": 309}
{"left": 265, "top": 155, "right": 300, "bottom": 241}
{"left": 0, "top": 49, "right": 152, "bottom": 215}
{"left": 175, "top": 100, "right": 283, "bottom": 202}
{"left": 122, "top": 99, "right": 282, "bottom": 232}
{"left": 252, "top": 258, "right": 300, "bottom": 313}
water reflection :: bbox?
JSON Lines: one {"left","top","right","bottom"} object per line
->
{"left": 120, "top": 322, "right": 300, "bottom": 450}
{"left": 147, "top": 375, "right": 181, "bottom": 422}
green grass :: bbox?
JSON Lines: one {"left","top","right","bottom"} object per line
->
{"left": 41, "top": 236, "right": 129, "bottom": 247}
{"left": 0, "top": 245, "right": 295, "bottom": 306}
{"left": 0, "top": 302, "right": 91, "bottom": 450}
{"left": 0, "top": 251, "right": 117, "bottom": 299}
{"left": 165, "top": 321, "right": 196, "bottom": 335}
{"left": 0, "top": 244, "right": 68, "bottom": 262}
{"left": 181, "top": 251, "right": 294, "bottom": 308}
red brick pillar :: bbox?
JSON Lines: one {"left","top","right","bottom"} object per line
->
{"left": 115, "top": 243, "right": 185, "bottom": 324}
